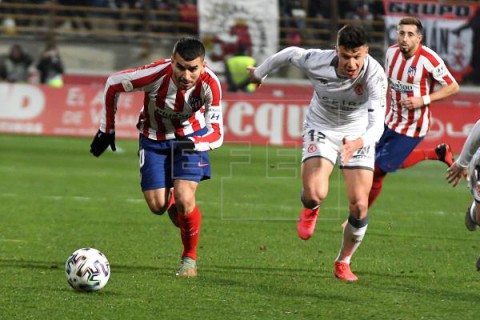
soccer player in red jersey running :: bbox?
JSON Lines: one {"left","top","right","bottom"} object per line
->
{"left": 89, "top": 37, "right": 223, "bottom": 278}
{"left": 369, "top": 17, "right": 459, "bottom": 208}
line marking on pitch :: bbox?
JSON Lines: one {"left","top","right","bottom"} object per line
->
{"left": 0, "top": 239, "right": 26, "bottom": 243}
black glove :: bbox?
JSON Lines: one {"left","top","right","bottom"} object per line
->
{"left": 90, "top": 129, "right": 116, "bottom": 157}
{"left": 174, "top": 134, "right": 195, "bottom": 154}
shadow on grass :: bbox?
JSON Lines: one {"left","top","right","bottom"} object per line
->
{"left": 0, "top": 258, "right": 167, "bottom": 273}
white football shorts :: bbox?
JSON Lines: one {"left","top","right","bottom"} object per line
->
{"left": 301, "top": 128, "right": 375, "bottom": 170}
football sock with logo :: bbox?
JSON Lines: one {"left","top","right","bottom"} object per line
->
{"left": 177, "top": 205, "right": 202, "bottom": 260}
{"left": 336, "top": 215, "right": 368, "bottom": 264}
{"left": 368, "top": 166, "right": 386, "bottom": 208}
{"left": 400, "top": 149, "right": 437, "bottom": 168}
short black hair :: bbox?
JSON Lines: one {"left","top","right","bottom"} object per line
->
{"left": 337, "top": 25, "right": 368, "bottom": 49}
{"left": 172, "top": 37, "right": 206, "bottom": 61}
{"left": 398, "top": 16, "right": 423, "bottom": 35}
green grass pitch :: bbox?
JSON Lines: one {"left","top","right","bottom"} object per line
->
{"left": 0, "top": 134, "right": 479, "bottom": 319}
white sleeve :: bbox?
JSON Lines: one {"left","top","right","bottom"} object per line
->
{"left": 456, "top": 119, "right": 480, "bottom": 167}
{"left": 253, "top": 47, "right": 307, "bottom": 79}
{"left": 360, "top": 72, "right": 388, "bottom": 146}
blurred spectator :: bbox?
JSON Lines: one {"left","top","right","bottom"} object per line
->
{"left": 345, "top": 1, "right": 373, "bottom": 21}
{"left": 369, "top": 0, "right": 385, "bottom": 32}
{"left": 151, "top": 0, "right": 175, "bottom": 33}
{"left": 113, "top": 0, "right": 143, "bottom": 32}
{"left": 58, "top": 0, "right": 93, "bottom": 31}
{"left": 209, "top": 19, "right": 253, "bottom": 62}
{"left": 225, "top": 45, "right": 256, "bottom": 93}
{"left": 1, "top": 0, "right": 48, "bottom": 28}
{"left": 229, "top": 20, "right": 252, "bottom": 55}
{"left": 36, "top": 43, "right": 65, "bottom": 87}
{"left": 307, "top": 0, "right": 331, "bottom": 41}
{"left": 369, "top": 0, "right": 385, "bottom": 20}
{"left": 0, "top": 44, "right": 33, "bottom": 83}
{"left": 279, "top": 0, "right": 306, "bottom": 46}
{"left": 178, "top": 0, "right": 198, "bottom": 34}
{"left": 338, "top": 0, "right": 353, "bottom": 19}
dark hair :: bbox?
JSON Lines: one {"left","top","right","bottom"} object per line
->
{"left": 337, "top": 25, "right": 368, "bottom": 49}
{"left": 398, "top": 16, "right": 423, "bottom": 35}
{"left": 172, "top": 37, "right": 205, "bottom": 61}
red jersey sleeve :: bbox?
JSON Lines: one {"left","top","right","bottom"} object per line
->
{"left": 100, "top": 60, "right": 170, "bottom": 133}
{"left": 191, "top": 68, "right": 224, "bottom": 151}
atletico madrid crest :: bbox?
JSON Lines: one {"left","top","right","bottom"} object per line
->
{"left": 407, "top": 66, "right": 416, "bottom": 78}
{"left": 188, "top": 96, "right": 203, "bottom": 112}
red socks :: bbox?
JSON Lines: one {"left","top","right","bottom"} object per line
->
{"left": 177, "top": 205, "right": 202, "bottom": 261}
{"left": 400, "top": 149, "right": 438, "bottom": 169}
{"left": 368, "top": 166, "right": 386, "bottom": 208}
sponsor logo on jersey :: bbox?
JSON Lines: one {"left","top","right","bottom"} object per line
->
{"left": 321, "top": 96, "right": 363, "bottom": 108}
{"left": 432, "top": 64, "right": 448, "bottom": 79}
{"left": 155, "top": 108, "right": 193, "bottom": 120}
{"left": 121, "top": 80, "right": 134, "bottom": 92}
{"left": 389, "top": 79, "right": 414, "bottom": 93}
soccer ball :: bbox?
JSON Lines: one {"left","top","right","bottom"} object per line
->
{"left": 65, "top": 248, "right": 110, "bottom": 292}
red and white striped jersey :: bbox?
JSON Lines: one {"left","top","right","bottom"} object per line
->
{"left": 99, "top": 59, "right": 223, "bottom": 152}
{"left": 385, "top": 44, "right": 456, "bottom": 137}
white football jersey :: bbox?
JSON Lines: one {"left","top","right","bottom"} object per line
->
{"left": 455, "top": 119, "right": 480, "bottom": 201}
{"left": 456, "top": 119, "right": 480, "bottom": 168}
{"left": 254, "top": 47, "right": 387, "bottom": 146}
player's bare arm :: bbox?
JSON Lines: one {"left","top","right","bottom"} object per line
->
{"left": 340, "top": 137, "right": 364, "bottom": 166}
{"left": 446, "top": 163, "right": 468, "bottom": 187}
{"left": 247, "top": 66, "right": 262, "bottom": 86}
{"left": 400, "top": 82, "right": 459, "bottom": 110}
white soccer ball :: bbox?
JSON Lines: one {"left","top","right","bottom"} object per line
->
{"left": 65, "top": 248, "right": 110, "bottom": 292}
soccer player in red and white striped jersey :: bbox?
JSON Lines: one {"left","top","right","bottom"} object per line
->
{"left": 90, "top": 37, "right": 223, "bottom": 278}
{"left": 369, "top": 16, "right": 459, "bottom": 207}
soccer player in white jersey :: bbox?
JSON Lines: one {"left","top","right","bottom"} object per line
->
{"left": 89, "top": 37, "right": 224, "bottom": 278}
{"left": 446, "top": 119, "right": 480, "bottom": 231}
{"left": 369, "top": 17, "right": 459, "bottom": 208}
{"left": 248, "top": 25, "right": 387, "bottom": 281}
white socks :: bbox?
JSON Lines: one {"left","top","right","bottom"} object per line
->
{"left": 336, "top": 218, "right": 368, "bottom": 264}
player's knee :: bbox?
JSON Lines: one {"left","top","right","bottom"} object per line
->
{"left": 175, "top": 201, "right": 195, "bottom": 214}
{"left": 348, "top": 201, "right": 368, "bottom": 216}
{"left": 301, "top": 190, "right": 325, "bottom": 208}
{"left": 146, "top": 201, "right": 168, "bottom": 215}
